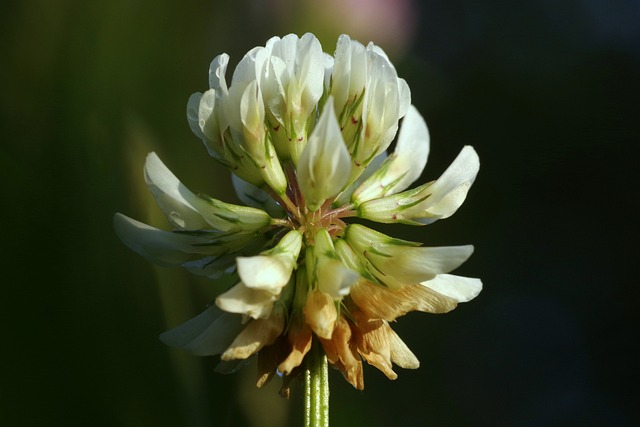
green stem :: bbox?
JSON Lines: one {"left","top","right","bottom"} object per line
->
{"left": 304, "top": 340, "right": 329, "bottom": 427}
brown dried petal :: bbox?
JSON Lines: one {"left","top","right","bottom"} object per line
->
{"left": 350, "top": 280, "right": 458, "bottom": 321}
{"left": 257, "top": 335, "right": 289, "bottom": 388}
{"left": 278, "top": 321, "right": 313, "bottom": 375}
{"left": 222, "top": 311, "right": 285, "bottom": 361}
{"left": 352, "top": 311, "right": 396, "bottom": 380}
{"left": 319, "top": 316, "right": 364, "bottom": 390}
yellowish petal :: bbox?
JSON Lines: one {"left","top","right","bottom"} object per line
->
{"left": 303, "top": 289, "right": 338, "bottom": 339}
{"left": 221, "top": 311, "right": 284, "bottom": 361}
{"left": 278, "top": 321, "right": 313, "bottom": 375}
{"left": 349, "top": 280, "right": 458, "bottom": 321}
{"left": 319, "top": 316, "right": 364, "bottom": 390}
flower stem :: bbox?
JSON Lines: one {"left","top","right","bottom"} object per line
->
{"left": 305, "top": 340, "right": 329, "bottom": 427}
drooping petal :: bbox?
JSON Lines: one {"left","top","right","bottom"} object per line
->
{"left": 318, "top": 315, "right": 364, "bottom": 390}
{"left": 421, "top": 274, "right": 482, "bottom": 303}
{"left": 144, "top": 152, "right": 271, "bottom": 232}
{"left": 387, "top": 326, "right": 419, "bottom": 369}
{"left": 352, "top": 312, "right": 397, "bottom": 380}
{"left": 113, "top": 213, "right": 221, "bottom": 266}
{"left": 352, "top": 105, "right": 430, "bottom": 204}
{"left": 278, "top": 320, "right": 313, "bottom": 375}
{"left": 144, "top": 152, "right": 208, "bottom": 230}
{"left": 221, "top": 310, "right": 285, "bottom": 360}
{"left": 181, "top": 255, "right": 237, "bottom": 280}
{"left": 297, "top": 98, "right": 351, "bottom": 211}
{"left": 159, "top": 304, "right": 244, "bottom": 356}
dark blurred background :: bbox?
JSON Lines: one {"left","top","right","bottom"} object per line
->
{"left": 2, "top": 0, "right": 638, "bottom": 426}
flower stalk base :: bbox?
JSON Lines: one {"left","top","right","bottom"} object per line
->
{"left": 305, "top": 341, "right": 329, "bottom": 427}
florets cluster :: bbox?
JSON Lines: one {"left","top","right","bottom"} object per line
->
{"left": 114, "top": 33, "right": 481, "bottom": 393}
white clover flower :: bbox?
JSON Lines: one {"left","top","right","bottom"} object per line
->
{"left": 115, "top": 33, "right": 481, "bottom": 393}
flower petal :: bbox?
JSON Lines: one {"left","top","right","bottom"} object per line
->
{"left": 415, "top": 145, "right": 480, "bottom": 224}
{"left": 388, "top": 327, "right": 419, "bottom": 369}
{"left": 318, "top": 315, "right": 364, "bottom": 390}
{"left": 297, "top": 98, "right": 351, "bottom": 211}
{"left": 303, "top": 289, "right": 338, "bottom": 339}
{"left": 352, "top": 312, "right": 397, "bottom": 380}
{"left": 421, "top": 274, "right": 482, "bottom": 303}
{"left": 237, "top": 229, "right": 301, "bottom": 292}
{"left": 345, "top": 224, "right": 474, "bottom": 286}
{"left": 334, "top": 151, "right": 387, "bottom": 206}
{"left": 236, "top": 256, "right": 291, "bottom": 293}
{"left": 208, "top": 53, "right": 229, "bottom": 94}
{"left": 352, "top": 105, "right": 430, "bottom": 204}
{"left": 144, "top": 152, "right": 271, "bottom": 232}
{"left": 349, "top": 280, "right": 458, "bottom": 322}
{"left": 278, "top": 321, "right": 313, "bottom": 375}
{"left": 215, "top": 282, "right": 278, "bottom": 319}
{"left": 356, "top": 146, "right": 479, "bottom": 225}
{"left": 231, "top": 174, "right": 284, "bottom": 218}
{"left": 312, "top": 229, "right": 359, "bottom": 298}
{"left": 159, "top": 305, "right": 244, "bottom": 356}
{"left": 113, "top": 213, "right": 218, "bottom": 266}
{"left": 144, "top": 152, "right": 208, "bottom": 230}
{"left": 221, "top": 311, "right": 285, "bottom": 360}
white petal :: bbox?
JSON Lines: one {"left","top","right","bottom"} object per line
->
{"left": 208, "top": 53, "right": 229, "bottom": 94}
{"left": 397, "top": 78, "right": 411, "bottom": 118}
{"left": 312, "top": 228, "right": 359, "bottom": 298}
{"left": 112, "top": 213, "right": 216, "bottom": 266}
{"left": 198, "top": 89, "right": 220, "bottom": 143}
{"left": 235, "top": 229, "right": 301, "bottom": 293}
{"left": 187, "top": 92, "right": 205, "bottom": 140}
{"left": 317, "top": 258, "right": 359, "bottom": 298}
{"left": 358, "top": 52, "right": 401, "bottom": 159}
{"left": 421, "top": 274, "right": 482, "bottom": 303}
{"left": 144, "top": 152, "right": 208, "bottom": 230}
{"left": 297, "top": 98, "right": 351, "bottom": 211}
{"left": 159, "top": 305, "right": 244, "bottom": 356}
{"left": 331, "top": 34, "right": 367, "bottom": 112}
{"left": 344, "top": 224, "right": 474, "bottom": 286}
{"left": 391, "top": 105, "right": 428, "bottom": 191}
{"left": 240, "top": 80, "right": 265, "bottom": 140}
{"left": 334, "top": 151, "right": 387, "bottom": 206}
{"left": 216, "top": 282, "right": 277, "bottom": 319}
{"left": 417, "top": 146, "right": 480, "bottom": 223}
{"left": 296, "top": 33, "right": 325, "bottom": 112}
{"left": 352, "top": 105, "right": 429, "bottom": 203}
{"left": 236, "top": 256, "right": 291, "bottom": 294}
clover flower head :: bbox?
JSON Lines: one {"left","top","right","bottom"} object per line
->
{"left": 114, "top": 33, "right": 481, "bottom": 393}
